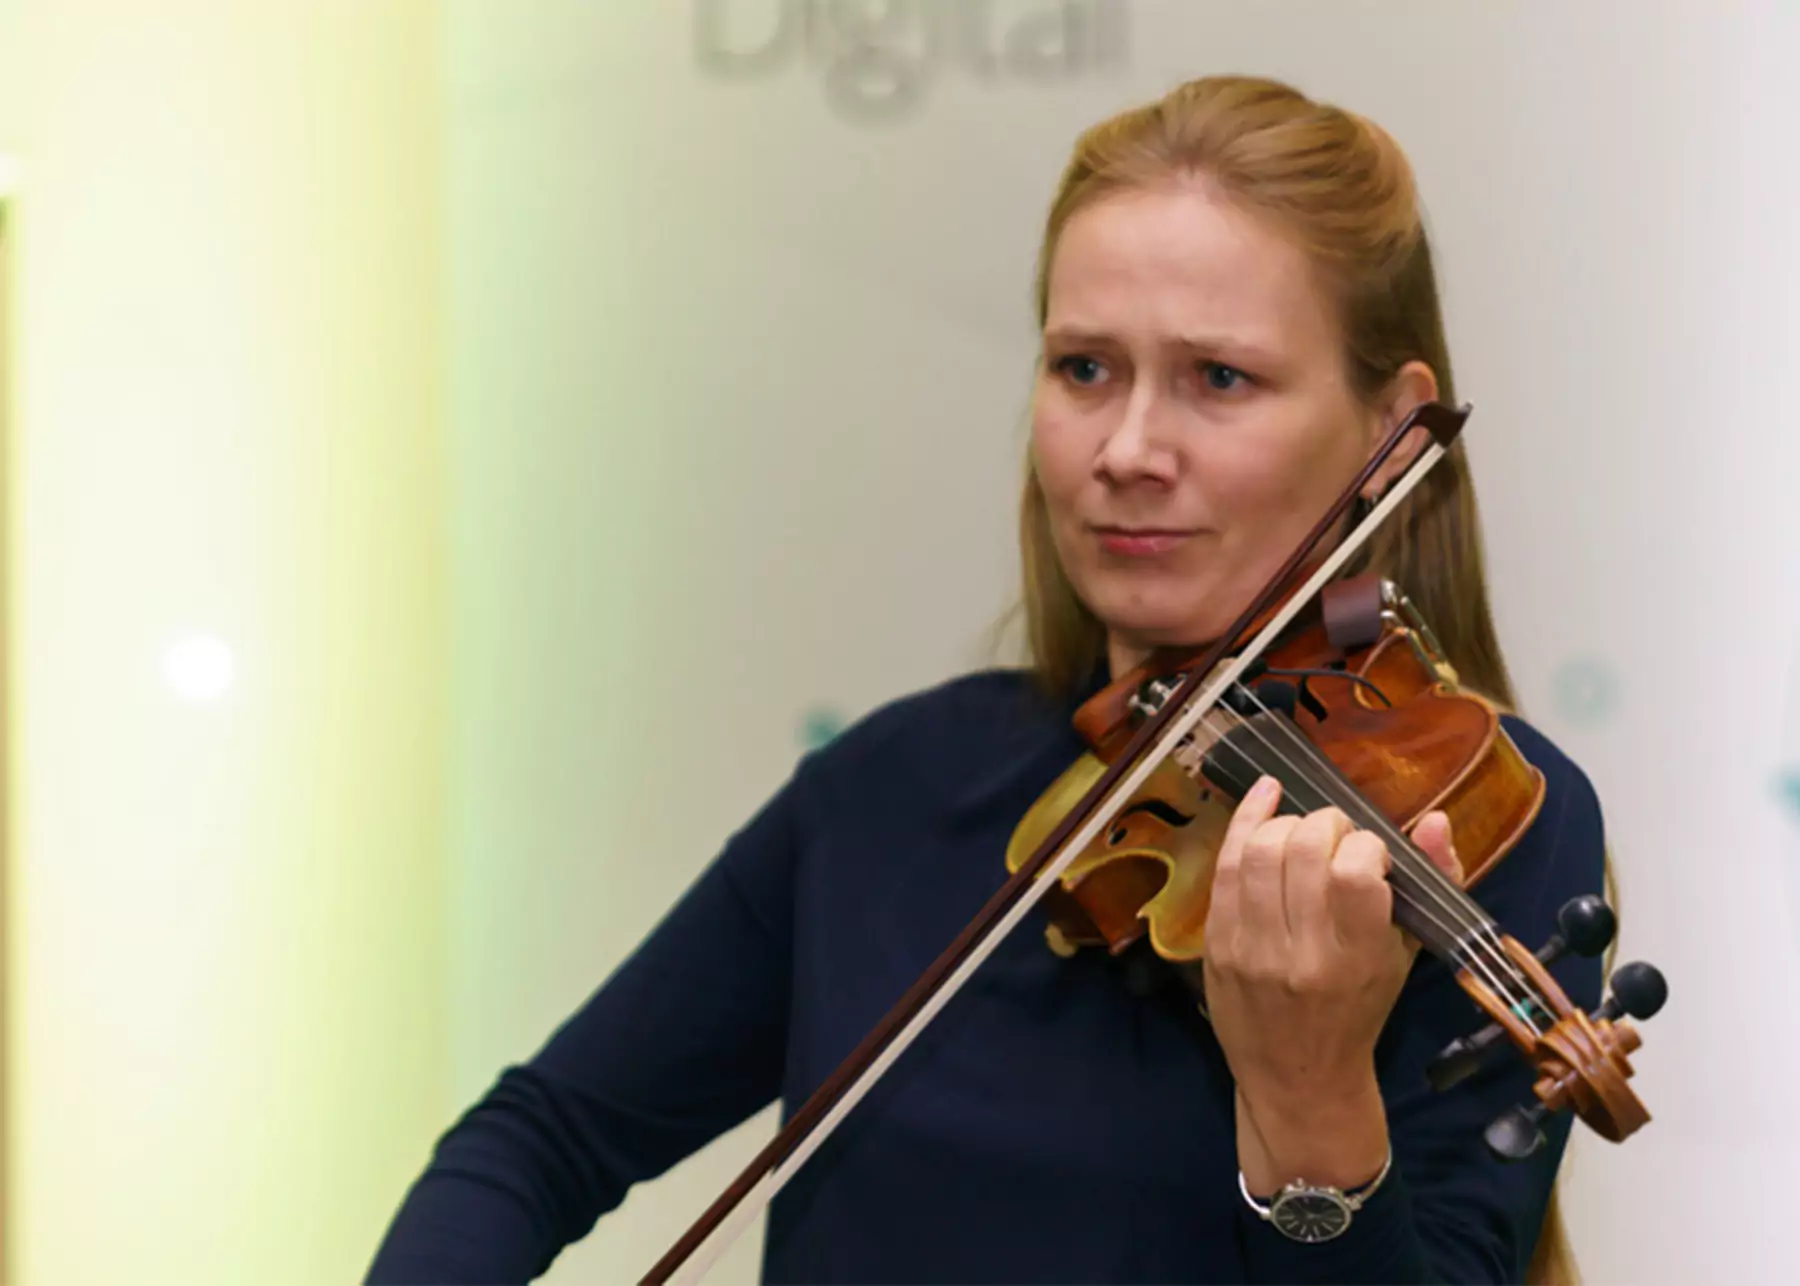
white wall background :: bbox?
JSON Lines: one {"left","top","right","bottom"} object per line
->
{"left": 368, "top": 1, "right": 1800, "bottom": 1282}
{"left": 8, "top": 4, "right": 449, "bottom": 1283}
{"left": 0, "top": 0, "right": 21, "bottom": 150}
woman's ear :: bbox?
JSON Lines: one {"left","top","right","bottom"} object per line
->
{"left": 1360, "top": 360, "right": 1442, "bottom": 500}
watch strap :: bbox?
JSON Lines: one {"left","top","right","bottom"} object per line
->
{"left": 1238, "top": 1146, "right": 1393, "bottom": 1220}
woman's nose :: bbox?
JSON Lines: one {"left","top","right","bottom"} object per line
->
{"left": 1095, "top": 388, "right": 1177, "bottom": 484}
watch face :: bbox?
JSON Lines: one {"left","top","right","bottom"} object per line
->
{"left": 1271, "top": 1189, "right": 1352, "bottom": 1243}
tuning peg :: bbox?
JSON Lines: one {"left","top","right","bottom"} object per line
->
{"left": 1425, "top": 1019, "right": 1509, "bottom": 1092}
{"left": 1430, "top": 948, "right": 1664, "bottom": 1096}
{"left": 1595, "top": 961, "right": 1668, "bottom": 1023}
{"left": 1485, "top": 1100, "right": 1553, "bottom": 1161}
{"left": 1535, "top": 895, "right": 1616, "bottom": 967}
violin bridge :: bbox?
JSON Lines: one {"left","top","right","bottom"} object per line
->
{"left": 1171, "top": 731, "right": 1210, "bottom": 780}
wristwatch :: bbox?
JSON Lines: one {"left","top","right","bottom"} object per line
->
{"left": 1237, "top": 1148, "right": 1392, "bottom": 1244}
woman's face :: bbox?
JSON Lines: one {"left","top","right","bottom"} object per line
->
{"left": 1031, "top": 178, "right": 1431, "bottom": 678}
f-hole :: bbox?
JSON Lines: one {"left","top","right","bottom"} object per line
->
{"left": 1106, "top": 798, "right": 1195, "bottom": 847}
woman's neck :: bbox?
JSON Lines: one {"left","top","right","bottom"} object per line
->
{"left": 1105, "top": 636, "right": 1151, "bottom": 683}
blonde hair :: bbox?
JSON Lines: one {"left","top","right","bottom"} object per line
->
{"left": 1015, "top": 74, "right": 1578, "bottom": 1284}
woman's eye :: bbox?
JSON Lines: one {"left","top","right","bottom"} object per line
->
{"left": 1200, "top": 362, "right": 1248, "bottom": 392}
{"left": 1053, "top": 355, "right": 1108, "bottom": 386}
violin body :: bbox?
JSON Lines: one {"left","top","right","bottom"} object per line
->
{"left": 1006, "top": 573, "right": 1547, "bottom": 966}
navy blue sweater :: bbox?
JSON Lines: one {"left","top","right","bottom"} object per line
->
{"left": 367, "top": 667, "right": 1605, "bottom": 1284}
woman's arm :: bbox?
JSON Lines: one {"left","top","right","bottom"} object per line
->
{"left": 364, "top": 765, "right": 809, "bottom": 1285}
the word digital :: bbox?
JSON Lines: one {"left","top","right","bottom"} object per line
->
{"left": 693, "top": 0, "right": 1129, "bottom": 121}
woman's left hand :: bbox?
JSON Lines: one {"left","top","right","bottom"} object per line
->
{"left": 1201, "top": 773, "right": 1461, "bottom": 1192}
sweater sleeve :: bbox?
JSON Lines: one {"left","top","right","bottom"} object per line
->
{"left": 364, "top": 764, "right": 807, "bottom": 1285}
{"left": 1238, "top": 729, "right": 1614, "bottom": 1283}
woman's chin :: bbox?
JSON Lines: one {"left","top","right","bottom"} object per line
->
{"left": 1082, "top": 581, "right": 1242, "bottom": 658}
{"left": 1084, "top": 579, "right": 1233, "bottom": 643}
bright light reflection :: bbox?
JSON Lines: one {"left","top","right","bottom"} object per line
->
{"left": 164, "top": 633, "right": 237, "bottom": 702}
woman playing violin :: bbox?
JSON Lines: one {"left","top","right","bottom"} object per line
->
{"left": 369, "top": 75, "right": 1611, "bottom": 1285}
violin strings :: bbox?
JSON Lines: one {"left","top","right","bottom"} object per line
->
{"left": 1214, "top": 684, "right": 1504, "bottom": 947}
{"left": 1205, "top": 685, "right": 1543, "bottom": 1023}
{"left": 1194, "top": 685, "right": 1547, "bottom": 1031}
{"left": 1201, "top": 695, "right": 1541, "bottom": 1027}
{"left": 1220, "top": 685, "right": 1548, "bottom": 1030}
{"left": 1216, "top": 681, "right": 1536, "bottom": 1011}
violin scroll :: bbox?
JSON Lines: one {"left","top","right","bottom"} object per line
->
{"left": 1429, "top": 896, "right": 1669, "bottom": 1161}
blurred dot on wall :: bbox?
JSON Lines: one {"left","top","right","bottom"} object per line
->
{"left": 1778, "top": 769, "right": 1800, "bottom": 824}
{"left": 1549, "top": 656, "right": 1619, "bottom": 728}
{"left": 799, "top": 707, "right": 848, "bottom": 752}
{"left": 164, "top": 633, "right": 237, "bottom": 703}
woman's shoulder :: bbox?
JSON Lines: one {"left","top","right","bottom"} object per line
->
{"left": 790, "top": 667, "right": 1076, "bottom": 814}
{"left": 832, "top": 667, "right": 1057, "bottom": 743}
{"left": 809, "top": 666, "right": 1065, "bottom": 763}
{"left": 1496, "top": 711, "right": 1607, "bottom": 855}
{"left": 1499, "top": 712, "right": 1600, "bottom": 799}
{"left": 1482, "top": 713, "right": 1611, "bottom": 977}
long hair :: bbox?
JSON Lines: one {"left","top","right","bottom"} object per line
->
{"left": 1013, "top": 74, "right": 1581, "bottom": 1284}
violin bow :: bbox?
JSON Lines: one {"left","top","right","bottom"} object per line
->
{"left": 640, "top": 402, "right": 1471, "bottom": 1285}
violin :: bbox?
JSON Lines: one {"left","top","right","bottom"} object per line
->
{"left": 1008, "top": 572, "right": 1666, "bottom": 1148}
{"left": 642, "top": 401, "right": 1667, "bottom": 1284}
{"left": 1007, "top": 569, "right": 1550, "bottom": 971}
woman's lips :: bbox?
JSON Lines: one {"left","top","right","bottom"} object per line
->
{"left": 1093, "top": 527, "right": 1197, "bottom": 556}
